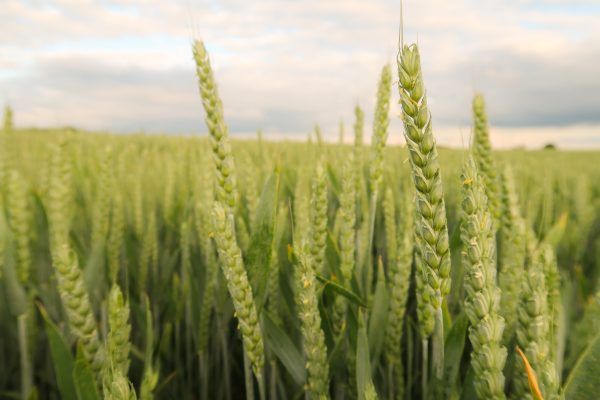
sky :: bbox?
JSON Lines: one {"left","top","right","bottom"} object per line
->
{"left": 1, "top": 0, "right": 600, "bottom": 149}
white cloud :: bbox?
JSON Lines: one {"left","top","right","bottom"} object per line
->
{"left": 0, "top": 0, "right": 599, "bottom": 148}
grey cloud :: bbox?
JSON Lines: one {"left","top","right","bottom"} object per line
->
{"left": 1, "top": 56, "right": 202, "bottom": 132}
{"left": 421, "top": 42, "right": 600, "bottom": 128}
{"left": 2, "top": 54, "right": 370, "bottom": 135}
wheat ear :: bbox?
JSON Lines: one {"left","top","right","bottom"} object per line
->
{"left": 460, "top": 157, "right": 507, "bottom": 399}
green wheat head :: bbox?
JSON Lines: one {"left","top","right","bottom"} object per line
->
{"left": 460, "top": 156, "right": 507, "bottom": 399}
{"left": 398, "top": 43, "right": 451, "bottom": 336}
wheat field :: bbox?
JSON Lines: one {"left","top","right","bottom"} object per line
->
{"left": 0, "top": 38, "right": 599, "bottom": 400}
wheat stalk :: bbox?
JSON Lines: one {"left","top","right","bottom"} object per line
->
{"left": 195, "top": 167, "right": 218, "bottom": 355}
{"left": 7, "top": 171, "right": 31, "bottom": 286}
{"left": 138, "top": 209, "right": 157, "bottom": 296}
{"left": 91, "top": 149, "right": 113, "bottom": 250}
{"left": 211, "top": 203, "right": 264, "bottom": 381}
{"left": 472, "top": 94, "right": 500, "bottom": 223}
{"left": 364, "top": 64, "right": 392, "bottom": 298}
{"left": 294, "top": 172, "right": 311, "bottom": 246}
{"left": 106, "top": 284, "right": 132, "bottom": 376}
{"left": 54, "top": 244, "right": 105, "bottom": 379}
{"left": 538, "top": 242, "right": 562, "bottom": 367}
{"left": 397, "top": 43, "right": 451, "bottom": 316}
{"left": 460, "top": 156, "right": 507, "bottom": 399}
{"left": 333, "top": 157, "right": 357, "bottom": 332}
{"left": 498, "top": 166, "right": 526, "bottom": 342}
{"left": 3, "top": 104, "right": 13, "bottom": 134}
{"left": 368, "top": 64, "right": 392, "bottom": 197}
{"left": 309, "top": 161, "right": 328, "bottom": 274}
{"left": 353, "top": 105, "right": 365, "bottom": 205}
{"left": 47, "top": 142, "right": 72, "bottom": 259}
{"left": 193, "top": 40, "right": 238, "bottom": 212}
{"left": 295, "top": 243, "right": 330, "bottom": 399}
{"left": 513, "top": 234, "right": 560, "bottom": 400}
{"left": 397, "top": 43, "right": 451, "bottom": 380}
{"left": 384, "top": 184, "right": 414, "bottom": 400}
{"left": 107, "top": 190, "right": 124, "bottom": 284}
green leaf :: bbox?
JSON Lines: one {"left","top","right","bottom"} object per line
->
{"left": 325, "top": 228, "right": 341, "bottom": 278}
{"left": 564, "top": 332, "right": 600, "bottom": 400}
{"left": 442, "top": 300, "right": 453, "bottom": 340}
{"left": 1, "top": 231, "right": 27, "bottom": 317}
{"left": 356, "top": 311, "right": 373, "bottom": 400}
{"left": 261, "top": 312, "right": 306, "bottom": 385}
{"left": 83, "top": 246, "right": 106, "bottom": 306}
{"left": 143, "top": 295, "right": 155, "bottom": 366}
{"left": 38, "top": 305, "right": 77, "bottom": 400}
{"left": 326, "top": 163, "right": 341, "bottom": 198}
{"left": 448, "top": 224, "right": 464, "bottom": 311}
{"left": 318, "top": 294, "right": 336, "bottom": 353}
{"left": 2, "top": 258, "right": 27, "bottom": 317}
{"left": 543, "top": 212, "right": 568, "bottom": 248}
{"left": 441, "top": 313, "right": 468, "bottom": 399}
{"left": 278, "top": 263, "right": 298, "bottom": 325}
{"left": 346, "top": 305, "right": 359, "bottom": 352}
{"left": 367, "top": 258, "right": 389, "bottom": 369}
{"left": 73, "top": 346, "right": 100, "bottom": 400}
{"left": 459, "top": 365, "right": 477, "bottom": 400}
{"left": 247, "top": 170, "right": 280, "bottom": 310}
{"left": 316, "top": 274, "right": 367, "bottom": 308}
{"left": 327, "top": 322, "right": 349, "bottom": 369}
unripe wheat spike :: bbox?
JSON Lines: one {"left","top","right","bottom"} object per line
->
{"left": 397, "top": 43, "right": 451, "bottom": 380}
{"left": 460, "top": 156, "right": 507, "bottom": 400}
{"left": 193, "top": 40, "right": 238, "bottom": 212}
{"left": 384, "top": 184, "right": 414, "bottom": 400}
{"left": 106, "top": 284, "right": 132, "bottom": 377}
{"left": 309, "top": 161, "right": 328, "bottom": 274}
{"left": 211, "top": 203, "right": 264, "bottom": 380}
{"left": 53, "top": 245, "right": 105, "bottom": 379}
{"left": 498, "top": 166, "right": 526, "bottom": 342}
{"left": 398, "top": 43, "right": 451, "bottom": 315}
{"left": 513, "top": 237, "right": 561, "bottom": 400}
{"left": 295, "top": 243, "right": 330, "bottom": 399}
{"left": 472, "top": 94, "right": 501, "bottom": 223}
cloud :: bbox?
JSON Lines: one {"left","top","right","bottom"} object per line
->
{"left": 420, "top": 40, "right": 600, "bottom": 128}
{"left": 0, "top": 0, "right": 599, "bottom": 148}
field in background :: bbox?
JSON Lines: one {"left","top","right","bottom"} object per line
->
{"left": 1, "top": 124, "right": 599, "bottom": 399}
